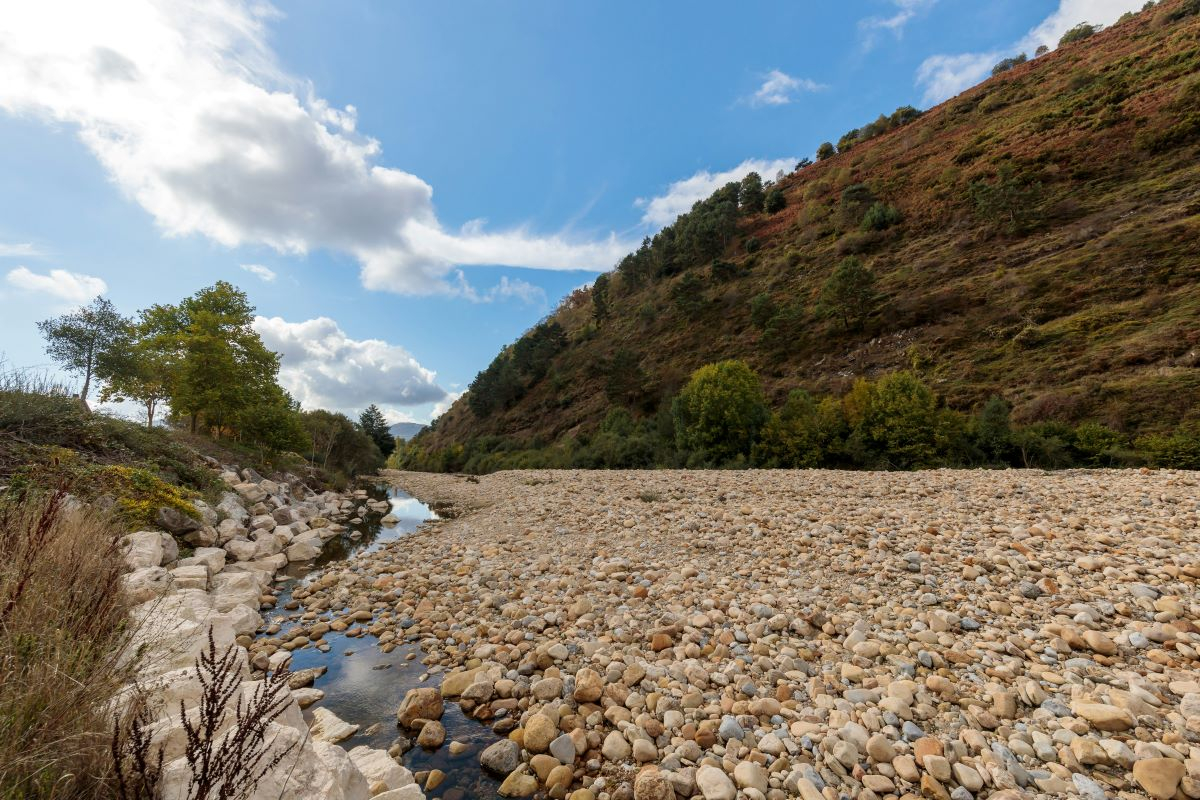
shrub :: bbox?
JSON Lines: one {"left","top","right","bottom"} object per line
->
{"left": 859, "top": 372, "right": 939, "bottom": 468}
{"left": 1136, "top": 423, "right": 1200, "bottom": 468}
{"left": 991, "top": 53, "right": 1028, "bottom": 76}
{"left": 816, "top": 142, "right": 835, "bottom": 160}
{"left": 744, "top": 236, "right": 762, "bottom": 254}
{"left": 673, "top": 360, "right": 768, "bottom": 464}
{"left": 671, "top": 273, "right": 708, "bottom": 318}
{"left": 764, "top": 189, "right": 786, "bottom": 214}
{"left": 860, "top": 202, "right": 903, "bottom": 231}
{"left": 819, "top": 256, "right": 878, "bottom": 329}
{"left": 1059, "top": 22, "right": 1099, "bottom": 46}
{"left": 749, "top": 293, "right": 777, "bottom": 330}
{"left": 752, "top": 390, "right": 824, "bottom": 468}
{"left": 1072, "top": 421, "right": 1126, "bottom": 466}
{"left": 968, "top": 164, "right": 1043, "bottom": 234}
{"left": 973, "top": 395, "right": 1014, "bottom": 464}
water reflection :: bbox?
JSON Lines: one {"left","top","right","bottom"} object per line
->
{"left": 264, "top": 484, "right": 503, "bottom": 799}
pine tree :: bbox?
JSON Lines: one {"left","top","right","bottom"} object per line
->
{"left": 359, "top": 404, "right": 395, "bottom": 457}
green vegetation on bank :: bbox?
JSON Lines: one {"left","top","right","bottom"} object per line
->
{"left": 393, "top": 359, "right": 1200, "bottom": 473}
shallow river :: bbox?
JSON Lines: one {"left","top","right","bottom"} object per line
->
{"left": 262, "top": 483, "right": 503, "bottom": 799}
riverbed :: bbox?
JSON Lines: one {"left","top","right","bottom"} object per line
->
{"left": 260, "top": 483, "right": 503, "bottom": 799}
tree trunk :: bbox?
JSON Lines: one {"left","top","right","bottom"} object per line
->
{"left": 190, "top": 413, "right": 198, "bottom": 434}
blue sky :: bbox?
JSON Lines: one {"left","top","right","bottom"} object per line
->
{"left": 0, "top": 0, "right": 1145, "bottom": 423}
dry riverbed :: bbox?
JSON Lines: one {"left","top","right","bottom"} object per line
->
{"left": 271, "top": 468, "right": 1200, "bottom": 800}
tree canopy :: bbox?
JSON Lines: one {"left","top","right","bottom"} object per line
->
{"left": 36, "top": 296, "right": 127, "bottom": 403}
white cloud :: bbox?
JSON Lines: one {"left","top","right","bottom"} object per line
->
{"left": 5, "top": 265, "right": 107, "bottom": 304}
{"left": 451, "top": 273, "right": 547, "bottom": 306}
{"left": 635, "top": 158, "right": 797, "bottom": 228}
{"left": 915, "top": 0, "right": 1146, "bottom": 105}
{"left": 431, "top": 390, "right": 464, "bottom": 420}
{"left": 744, "top": 70, "right": 825, "bottom": 107}
{"left": 252, "top": 315, "right": 447, "bottom": 417}
{"left": 239, "top": 263, "right": 276, "bottom": 282}
{"left": 0, "top": 242, "right": 44, "bottom": 258}
{"left": 0, "top": 1, "right": 630, "bottom": 296}
{"left": 860, "top": 0, "right": 938, "bottom": 49}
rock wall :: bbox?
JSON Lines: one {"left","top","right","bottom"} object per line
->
{"left": 118, "top": 463, "right": 426, "bottom": 800}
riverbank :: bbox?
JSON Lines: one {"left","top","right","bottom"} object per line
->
{"left": 322, "top": 468, "right": 1200, "bottom": 800}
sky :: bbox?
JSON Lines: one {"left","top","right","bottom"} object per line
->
{"left": 0, "top": 0, "right": 1149, "bottom": 424}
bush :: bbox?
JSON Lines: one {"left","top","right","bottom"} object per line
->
{"left": 816, "top": 142, "right": 835, "bottom": 160}
{"left": 1059, "top": 22, "right": 1099, "bottom": 46}
{"left": 744, "top": 236, "right": 762, "bottom": 254}
{"left": 752, "top": 390, "right": 824, "bottom": 468}
{"left": 1136, "top": 423, "right": 1200, "bottom": 468}
{"left": 0, "top": 489, "right": 134, "bottom": 799}
{"left": 673, "top": 360, "right": 768, "bottom": 464}
{"left": 764, "top": 189, "right": 786, "bottom": 214}
{"left": 991, "top": 53, "right": 1028, "bottom": 76}
{"left": 968, "top": 164, "right": 1043, "bottom": 234}
{"left": 671, "top": 273, "right": 708, "bottom": 318}
{"left": 860, "top": 202, "right": 903, "bottom": 231}
{"left": 1072, "top": 421, "right": 1126, "bottom": 466}
{"left": 749, "top": 293, "right": 777, "bottom": 330}
{"left": 858, "top": 372, "right": 939, "bottom": 468}
{"left": 973, "top": 395, "right": 1014, "bottom": 464}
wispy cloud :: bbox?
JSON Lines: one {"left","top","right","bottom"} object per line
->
{"left": 5, "top": 265, "right": 107, "bottom": 304}
{"left": 452, "top": 273, "right": 547, "bottom": 306}
{"left": 635, "top": 158, "right": 797, "bottom": 228}
{"left": 239, "top": 263, "right": 277, "bottom": 282}
{"left": 860, "top": 0, "right": 938, "bottom": 50}
{"left": 744, "top": 70, "right": 825, "bottom": 107}
{"left": 0, "top": 1, "right": 629, "bottom": 296}
{"left": 0, "top": 242, "right": 45, "bottom": 258}
{"left": 915, "top": 0, "right": 1146, "bottom": 105}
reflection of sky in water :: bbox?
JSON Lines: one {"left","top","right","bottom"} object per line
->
{"left": 269, "top": 486, "right": 501, "bottom": 799}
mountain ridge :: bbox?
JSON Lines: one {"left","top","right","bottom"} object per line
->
{"left": 415, "top": 0, "right": 1200, "bottom": 461}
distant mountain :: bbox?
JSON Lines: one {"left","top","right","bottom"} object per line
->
{"left": 417, "top": 1, "right": 1200, "bottom": 460}
{"left": 389, "top": 422, "right": 427, "bottom": 441}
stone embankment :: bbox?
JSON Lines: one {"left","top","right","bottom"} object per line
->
{"left": 118, "top": 462, "right": 426, "bottom": 800}
{"left": 275, "top": 468, "right": 1198, "bottom": 800}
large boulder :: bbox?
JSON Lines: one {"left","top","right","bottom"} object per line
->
{"left": 123, "top": 531, "right": 165, "bottom": 568}
{"left": 211, "top": 571, "right": 264, "bottom": 612}
{"left": 396, "top": 688, "right": 443, "bottom": 727}
{"left": 122, "top": 566, "right": 174, "bottom": 603}
{"left": 170, "top": 565, "right": 209, "bottom": 591}
{"left": 180, "top": 547, "right": 226, "bottom": 574}
{"left": 233, "top": 482, "right": 267, "bottom": 504}
{"left": 286, "top": 540, "right": 321, "bottom": 562}
{"left": 225, "top": 538, "right": 258, "bottom": 562}
{"left": 346, "top": 746, "right": 415, "bottom": 791}
{"left": 216, "top": 492, "right": 249, "bottom": 524}
{"left": 216, "top": 518, "right": 246, "bottom": 543}
{"left": 309, "top": 707, "right": 359, "bottom": 743}
{"left": 155, "top": 506, "right": 202, "bottom": 534}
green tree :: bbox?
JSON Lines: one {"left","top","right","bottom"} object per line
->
{"left": 302, "top": 409, "right": 383, "bottom": 477}
{"left": 819, "top": 256, "right": 877, "bottom": 329}
{"left": 860, "top": 202, "right": 902, "bottom": 231}
{"left": 764, "top": 188, "right": 786, "bottom": 214}
{"left": 672, "top": 360, "right": 768, "bottom": 464}
{"left": 969, "top": 165, "right": 1043, "bottom": 234}
{"left": 36, "top": 296, "right": 127, "bottom": 404}
{"left": 816, "top": 142, "right": 836, "bottom": 160}
{"left": 671, "top": 273, "right": 708, "bottom": 318}
{"left": 1059, "top": 22, "right": 1099, "bottom": 46}
{"left": 168, "top": 282, "right": 281, "bottom": 436}
{"left": 973, "top": 395, "right": 1013, "bottom": 463}
{"left": 359, "top": 403, "right": 395, "bottom": 457}
{"left": 604, "top": 348, "right": 648, "bottom": 407}
{"left": 592, "top": 273, "right": 611, "bottom": 324}
{"left": 739, "top": 172, "right": 765, "bottom": 214}
{"left": 238, "top": 386, "right": 307, "bottom": 454}
{"left": 859, "top": 371, "right": 939, "bottom": 468}
{"left": 752, "top": 390, "right": 823, "bottom": 468}
{"left": 95, "top": 306, "right": 179, "bottom": 428}
{"left": 749, "top": 292, "right": 777, "bottom": 330}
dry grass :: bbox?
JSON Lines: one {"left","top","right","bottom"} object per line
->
{"left": 0, "top": 488, "right": 135, "bottom": 800}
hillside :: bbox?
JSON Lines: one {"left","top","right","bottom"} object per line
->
{"left": 417, "top": 1, "right": 1200, "bottom": 463}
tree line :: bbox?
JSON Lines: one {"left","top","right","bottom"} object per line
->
{"left": 35, "top": 284, "right": 398, "bottom": 483}
{"left": 395, "top": 359, "right": 1200, "bottom": 474}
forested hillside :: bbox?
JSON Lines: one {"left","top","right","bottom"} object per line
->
{"left": 405, "top": 0, "right": 1200, "bottom": 471}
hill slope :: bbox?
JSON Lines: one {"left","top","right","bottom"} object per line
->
{"left": 422, "top": 1, "right": 1200, "bottom": 460}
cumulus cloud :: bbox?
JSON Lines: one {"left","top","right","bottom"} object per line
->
{"left": 5, "top": 265, "right": 107, "bottom": 304}
{"left": 240, "top": 263, "right": 277, "bottom": 282}
{"left": 451, "top": 273, "right": 547, "bottom": 306}
{"left": 0, "top": 1, "right": 630, "bottom": 296}
{"left": 0, "top": 242, "right": 44, "bottom": 258}
{"left": 635, "top": 158, "right": 797, "bottom": 228}
{"left": 253, "top": 315, "right": 447, "bottom": 417}
{"left": 744, "top": 70, "right": 825, "bottom": 107}
{"left": 915, "top": 0, "right": 1146, "bottom": 105}
{"left": 860, "top": 0, "right": 938, "bottom": 48}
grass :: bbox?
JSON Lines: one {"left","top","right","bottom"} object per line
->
{"left": 0, "top": 488, "right": 135, "bottom": 800}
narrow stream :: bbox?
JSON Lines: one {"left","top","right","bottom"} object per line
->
{"left": 262, "top": 483, "right": 503, "bottom": 800}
